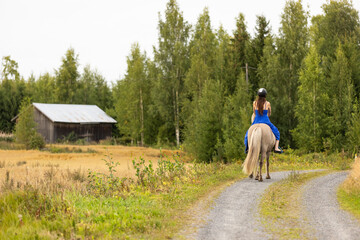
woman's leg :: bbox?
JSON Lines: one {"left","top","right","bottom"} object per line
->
{"left": 268, "top": 123, "right": 282, "bottom": 152}
{"left": 244, "top": 130, "right": 249, "bottom": 153}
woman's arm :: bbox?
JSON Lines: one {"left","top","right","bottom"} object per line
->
{"left": 268, "top": 101, "right": 271, "bottom": 116}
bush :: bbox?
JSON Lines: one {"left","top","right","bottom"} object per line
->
{"left": 14, "top": 98, "right": 45, "bottom": 150}
{"left": 29, "top": 133, "right": 45, "bottom": 149}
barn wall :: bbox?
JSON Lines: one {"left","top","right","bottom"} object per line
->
{"left": 53, "top": 123, "right": 112, "bottom": 142}
{"left": 34, "top": 108, "right": 54, "bottom": 143}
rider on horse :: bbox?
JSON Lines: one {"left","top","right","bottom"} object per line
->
{"left": 244, "top": 88, "right": 283, "bottom": 154}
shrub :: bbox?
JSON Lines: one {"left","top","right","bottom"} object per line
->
{"left": 14, "top": 98, "right": 45, "bottom": 150}
{"left": 29, "top": 133, "right": 45, "bottom": 149}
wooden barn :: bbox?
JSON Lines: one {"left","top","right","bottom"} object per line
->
{"left": 31, "top": 103, "right": 117, "bottom": 143}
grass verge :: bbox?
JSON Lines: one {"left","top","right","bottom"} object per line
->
{"left": 259, "top": 170, "right": 333, "bottom": 239}
{"left": 337, "top": 156, "right": 360, "bottom": 222}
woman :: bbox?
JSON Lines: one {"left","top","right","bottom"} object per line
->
{"left": 244, "top": 88, "right": 283, "bottom": 154}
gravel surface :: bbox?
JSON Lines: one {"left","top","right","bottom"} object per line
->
{"left": 302, "top": 172, "right": 360, "bottom": 240}
{"left": 194, "top": 171, "right": 302, "bottom": 240}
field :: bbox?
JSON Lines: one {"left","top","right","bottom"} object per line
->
{"left": 0, "top": 144, "right": 180, "bottom": 189}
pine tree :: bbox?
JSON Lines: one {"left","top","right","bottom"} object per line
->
{"left": 248, "top": 15, "right": 271, "bottom": 93}
{"left": 232, "top": 13, "right": 250, "bottom": 80}
{"left": 184, "top": 80, "right": 224, "bottom": 162}
{"left": 326, "top": 43, "right": 354, "bottom": 150}
{"left": 223, "top": 72, "right": 252, "bottom": 162}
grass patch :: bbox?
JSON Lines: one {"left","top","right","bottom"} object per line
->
{"left": 0, "top": 154, "right": 245, "bottom": 239}
{"left": 43, "top": 146, "right": 97, "bottom": 154}
{"left": 259, "top": 170, "right": 333, "bottom": 239}
{"left": 337, "top": 156, "right": 360, "bottom": 222}
{"left": 270, "top": 149, "right": 352, "bottom": 171}
{"left": 337, "top": 189, "right": 360, "bottom": 222}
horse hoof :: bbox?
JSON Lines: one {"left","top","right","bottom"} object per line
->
{"left": 259, "top": 178, "right": 263, "bottom": 182}
{"left": 255, "top": 176, "right": 259, "bottom": 180}
{"left": 249, "top": 174, "right": 253, "bottom": 178}
{"left": 266, "top": 176, "right": 271, "bottom": 179}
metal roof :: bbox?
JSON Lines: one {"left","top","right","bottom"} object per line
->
{"left": 33, "top": 103, "right": 117, "bottom": 124}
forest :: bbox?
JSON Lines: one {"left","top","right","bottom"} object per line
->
{"left": 1, "top": 0, "right": 360, "bottom": 162}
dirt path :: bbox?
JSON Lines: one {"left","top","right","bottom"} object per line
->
{"left": 302, "top": 172, "right": 360, "bottom": 240}
{"left": 193, "top": 171, "right": 300, "bottom": 240}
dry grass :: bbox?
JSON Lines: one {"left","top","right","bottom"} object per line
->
{"left": 341, "top": 156, "right": 360, "bottom": 193}
{"left": 0, "top": 144, "right": 182, "bottom": 192}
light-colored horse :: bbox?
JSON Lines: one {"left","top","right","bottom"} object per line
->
{"left": 242, "top": 124, "right": 275, "bottom": 181}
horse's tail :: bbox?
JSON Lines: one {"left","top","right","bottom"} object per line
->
{"left": 242, "top": 127, "right": 262, "bottom": 175}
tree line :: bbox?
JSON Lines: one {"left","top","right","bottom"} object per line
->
{"left": 1, "top": 0, "right": 360, "bottom": 162}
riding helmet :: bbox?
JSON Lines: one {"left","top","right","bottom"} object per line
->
{"left": 257, "top": 88, "right": 267, "bottom": 97}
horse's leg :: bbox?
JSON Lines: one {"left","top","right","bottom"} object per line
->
{"left": 258, "top": 153, "right": 264, "bottom": 182}
{"left": 255, "top": 160, "right": 259, "bottom": 180}
{"left": 266, "top": 152, "right": 271, "bottom": 179}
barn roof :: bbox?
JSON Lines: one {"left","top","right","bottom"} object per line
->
{"left": 33, "top": 103, "right": 117, "bottom": 124}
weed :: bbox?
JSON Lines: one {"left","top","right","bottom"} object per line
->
{"left": 16, "top": 161, "right": 27, "bottom": 166}
{"left": 0, "top": 160, "right": 5, "bottom": 168}
{"left": 67, "top": 167, "right": 86, "bottom": 182}
{"left": 44, "top": 165, "right": 58, "bottom": 182}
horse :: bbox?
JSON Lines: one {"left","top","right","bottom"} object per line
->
{"left": 242, "top": 124, "right": 275, "bottom": 182}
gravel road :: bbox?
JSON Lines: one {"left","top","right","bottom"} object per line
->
{"left": 302, "top": 172, "right": 360, "bottom": 240}
{"left": 194, "top": 171, "right": 300, "bottom": 240}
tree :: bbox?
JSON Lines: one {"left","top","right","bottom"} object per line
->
{"left": 114, "top": 43, "right": 149, "bottom": 146}
{"left": 311, "top": 0, "right": 360, "bottom": 98}
{"left": 215, "top": 26, "right": 236, "bottom": 96}
{"left": 29, "top": 73, "right": 56, "bottom": 103}
{"left": 248, "top": 15, "right": 271, "bottom": 93}
{"left": 232, "top": 13, "right": 250, "bottom": 80}
{"left": 77, "top": 66, "right": 112, "bottom": 110}
{"left": 0, "top": 56, "right": 27, "bottom": 132}
{"left": 223, "top": 72, "right": 252, "bottom": 162}
{"left": 55, "top": 48, "right": 80, "bottom": 103}
{"left": 326, "top": 43, "right": 354, "bottom": 150}
{"left": 14, "top": 97, "right": 45, "bottom": 149}
{"left": 259, "top": 0, "right": 309, "bottom": 147}
{"left": 184, "top": 80, "right": 224, "bottom": 162}
{"left": 292, "top": 46, "right": 329, "bottom": 151}
{"left": 152, "top": 0, "right": 191, "bottom": 146}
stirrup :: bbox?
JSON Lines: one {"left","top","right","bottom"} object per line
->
{"left": 274, "top": 147, "right": 283, "bottom": 154}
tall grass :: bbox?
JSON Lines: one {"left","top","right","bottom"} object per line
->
{"left": 0, "top": 152, "right": 243, "bottom": 239}
{"left": 338, "top": 156, "right": 360, "bottom": 221}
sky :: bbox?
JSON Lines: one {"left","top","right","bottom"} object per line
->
{"left": 1, "top": 0, "right": 359, "bottom": 84}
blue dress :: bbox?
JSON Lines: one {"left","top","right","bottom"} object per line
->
{"left": 244, "top": 109, "right": 280, "bottom": 152}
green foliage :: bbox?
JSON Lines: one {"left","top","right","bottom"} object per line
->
{"left": 55, "top": 48, "right": 80, "bottom": 103}
{"left": 347, "top": 100, "right": 360, "bottom": 153}
{"left": 14, "top": 98, "right": 45, "bottom": 149}
{"left": 114, "top": 43, "right": 150, "bottom": 146}
{"left": 223, "top": 73, "right": 252, "bottom": 162}
{"left": 152, "top": 0, "right": 191, "bottom": 146}
{"left": 326, "top": 43, "right": 354, "bottom": 150}
{"left": 293, "top": 46, "right": 330, "bottom": 151}
{"left": 87, "top": 153, "right": 129, "bottom": 196}
{"left": 184, "top": 80, "right": 224, "bottom": 162}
